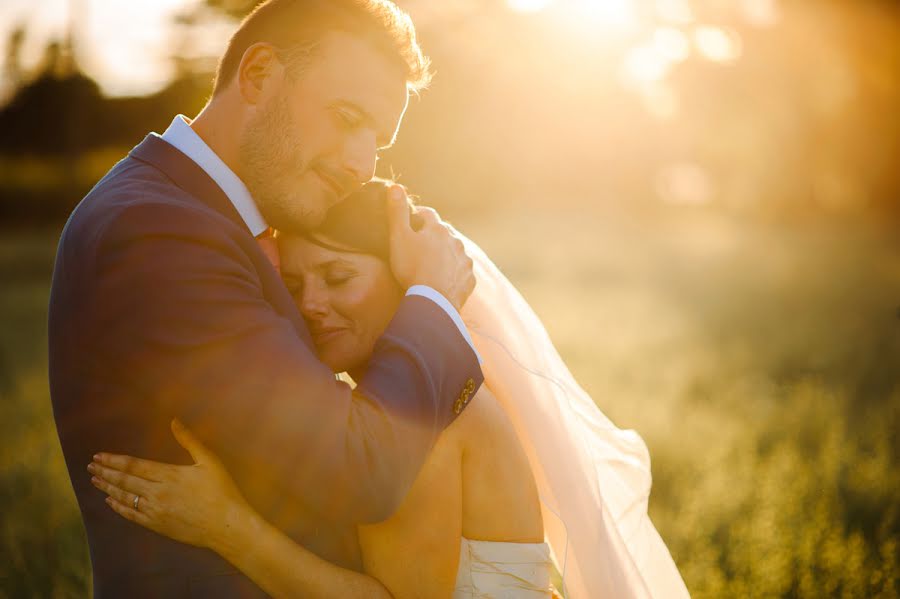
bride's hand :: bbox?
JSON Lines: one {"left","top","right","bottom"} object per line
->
{"left": 88, "top": 419, "right": 252, "bottom": 552}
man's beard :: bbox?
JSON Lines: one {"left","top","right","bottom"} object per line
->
{"left": 238, "top": 92, "right": 320, "bottom": 235}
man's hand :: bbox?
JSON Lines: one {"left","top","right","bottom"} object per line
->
{"left": 385, "top": 185, "right": 476, "bottom": 311}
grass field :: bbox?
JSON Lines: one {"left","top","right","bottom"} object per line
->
{"left": 1, "top": 207, "right": 898, "bottom": 597}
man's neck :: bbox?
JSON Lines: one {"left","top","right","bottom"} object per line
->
{"left": 189, "top": 102, "right": 244, "bottom": 181}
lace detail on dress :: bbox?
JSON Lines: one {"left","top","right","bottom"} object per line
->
{"left": 453, "top": 538, "right": 553, "bottom": 598}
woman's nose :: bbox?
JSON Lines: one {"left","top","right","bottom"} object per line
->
{"left": 299, "top": 286, "right": 330, "bottom": 319}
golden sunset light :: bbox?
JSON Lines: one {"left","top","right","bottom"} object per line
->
{"left": 2, "top": 0, "right": 898, "bottom": 597}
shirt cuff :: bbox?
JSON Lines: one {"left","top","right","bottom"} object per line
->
{"left": 406, "top": 285, "right": 483, "bottom": 364}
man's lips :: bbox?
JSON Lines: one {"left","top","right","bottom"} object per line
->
{"left": 313, "top": 168, "right": 347, "bottom": 199}
{"left": 311, "top": 327, "right": 347, "bottom": 345}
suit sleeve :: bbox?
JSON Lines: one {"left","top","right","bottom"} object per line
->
{"left": 95, "top": 202, "right": 483, "bottom": 524}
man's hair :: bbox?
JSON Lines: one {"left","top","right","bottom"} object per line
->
{"left": 211, "top": 0, "right": 432, "bottom": 96}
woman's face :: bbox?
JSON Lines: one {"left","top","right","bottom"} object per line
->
{"left": 278, "top": 234, "right": 403, "bottom": 374}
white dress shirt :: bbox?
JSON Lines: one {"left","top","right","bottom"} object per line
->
{"left": 158, "top": 115, "right": 481, "bottom": 362}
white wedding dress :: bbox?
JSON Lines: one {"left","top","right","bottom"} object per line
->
{"left": 457, "top": 235, "right": 691, "bottom": 599}
{"left": 453, "top": 538, "right": 553, "bottom": 598}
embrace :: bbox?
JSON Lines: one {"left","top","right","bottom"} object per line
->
{"left": 48, "top": 1, "right": 689, "bottom": 597}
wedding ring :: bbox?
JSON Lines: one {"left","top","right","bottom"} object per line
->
{"left": 133, "top": 495, "right": 140, "bottom": 511}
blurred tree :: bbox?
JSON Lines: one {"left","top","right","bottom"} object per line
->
{"left": 0, "top": 48, "right": 208, "bottom": 158}
{"left": 3, "top": 26, "right": 26, "bottom": 90}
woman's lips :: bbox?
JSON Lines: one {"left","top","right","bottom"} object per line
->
{"left": 312, "top": 327, "right": 346, "bottom": 345}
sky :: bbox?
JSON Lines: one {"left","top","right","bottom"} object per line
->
{"left": 0, "top": 0, "right": 224, "bottom": 96}
{"left": 0, "top": 0, "right": 776, "bottom": 97}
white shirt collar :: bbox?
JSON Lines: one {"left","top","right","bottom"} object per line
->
{"left": 158, "top": 114, "right": 268, "bottom": 237}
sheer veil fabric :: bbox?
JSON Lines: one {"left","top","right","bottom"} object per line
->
{"left": 458, "top": 235, "right": 690, "bottom": 599}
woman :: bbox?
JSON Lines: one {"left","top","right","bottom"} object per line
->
{"left": 88, "top": 180, "right": 690, "bottom": 598}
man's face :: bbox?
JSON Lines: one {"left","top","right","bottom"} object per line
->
{"left": 239, "top": 32, "right": 409, "bottom": 234}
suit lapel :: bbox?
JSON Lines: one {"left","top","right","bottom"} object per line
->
{"left": 128, "top": 134, "right": 312, "bottom": 342}
{"left": 129, "top": 134, "right": 249, "bottom": 234}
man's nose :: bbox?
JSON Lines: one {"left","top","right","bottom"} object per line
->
{"left": 341, "top": 129, "right": 377, "bottom": 184}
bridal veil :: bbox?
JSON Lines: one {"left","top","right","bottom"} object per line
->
{"left": 458, "top": 235, "right": 690, "bottom": 599}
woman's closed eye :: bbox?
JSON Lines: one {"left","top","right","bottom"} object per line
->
{"left": 324, "top": 270, "right": 355, "bottom": 287}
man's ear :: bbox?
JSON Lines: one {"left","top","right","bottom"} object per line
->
{"left": 238, "top": 43, "right": 283, "bottom": 105}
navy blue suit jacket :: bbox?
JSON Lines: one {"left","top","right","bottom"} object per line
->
{"left": 48, "top": 134, "right": 483, "bottom": 597}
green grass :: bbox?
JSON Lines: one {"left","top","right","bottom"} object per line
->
{"left": 464, "top": 209, "right": 900, "bottom": 598}
{"left": 1, "top": 209, "right": 898, "bottom": 597}
{"left": 0, "top": 225, "right": 91, "bottom": 597}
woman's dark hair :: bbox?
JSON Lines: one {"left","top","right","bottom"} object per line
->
{"left": 307, "top": 177, "right": 417, "bottom": 260}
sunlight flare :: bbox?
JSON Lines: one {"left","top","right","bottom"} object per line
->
{"left": 739, "top": 0, "right": 781, "bottom": 28}
{"left": 694, "top": 25, "right": 743, "bottom": 63}
{"left": 652, "top": 27, "right": 691, "bottom": 63}
{"left": 576, "top": 0, "right": 638, "bottom": 28}
{"left": 623, "top": 45, "right": 671, "bottom": 84}
{"left": 655, "top": 0, "right": 694, "bottom": 25}
{"left": 506, "top": 0, "right": 554, "bottom": 13}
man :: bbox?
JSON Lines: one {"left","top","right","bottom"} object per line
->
{"left": 48, "top": 1, "right": 483, "bottom": 596}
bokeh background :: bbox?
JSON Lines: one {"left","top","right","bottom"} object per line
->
{"left": 1, "top": 0, "right": 898, "bottom": 596}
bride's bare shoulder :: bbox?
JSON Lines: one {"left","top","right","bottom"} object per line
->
{"left": 448, "top": 385, "right": 515, "bottom": 447}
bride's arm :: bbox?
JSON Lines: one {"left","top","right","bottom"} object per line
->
{"left": 214, "top": 508, "right": 392, "bottom": 598}
{"left": 89, "top": 420, "right": 392, "bottom": 599}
